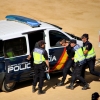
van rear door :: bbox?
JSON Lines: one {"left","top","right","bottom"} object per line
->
{"left": 0, "top": 40, "right": 5, "bottom": 87}
{"left": 0, "top": 40, "right": 5, "bottom": 72}
{"left": 4, "top": 37, "right": 32, "bottom": 84}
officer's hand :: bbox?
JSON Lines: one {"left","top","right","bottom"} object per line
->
{"left": 25, "top": 58, "right": 30, "bottom": 62}
{"left": 45, "top": 67, "right": 50, "bottom": 73}
{"left": 26, "top": 55, "right": 31, "bottom": 60}
{"left": 26, "top": 58, "right": 30, "bottom": 60}
{"left": 45, "top": 70, "right": 49, "bottom": 73}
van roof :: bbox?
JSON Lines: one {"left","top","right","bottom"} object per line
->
{"left": 0, "top": 15, "right": 61, "bottom": 39}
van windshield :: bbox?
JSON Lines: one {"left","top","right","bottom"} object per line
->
{"left": 66, "top": 32, "right": 81, "bottom": 40}
{"left": 0, "top": 40, "right": 4, "bottom": 57}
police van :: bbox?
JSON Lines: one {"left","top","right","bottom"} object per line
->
{"left": 0, "top": 15, "right": 82, "bottom": 92}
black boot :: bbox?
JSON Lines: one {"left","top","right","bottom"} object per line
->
{"left": 82, "top": 83, "right": 90, "bottom": 90}
{"left": 66, "top": 83, "right": 74, "bottom": 90}
{"left": 38, "top": 88, "right": 45, "bottom": 94}
{"left": 32, "top": 86, "right": 36, "bottom": 93}
{"left": 57, "top": 81, "right": 64, "bottom": 86}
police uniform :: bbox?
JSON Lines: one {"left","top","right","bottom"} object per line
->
{"left": 82, "top": 34, "right": 100, "bottom": 77}
{"left": 57, "top": 44, "right": 74, "bottom": 86}
{"left": 66, "top": 40, "right": 89, "bottom": 90}
{"left": 31, "top": 40, "right": 48, "bottom": 94}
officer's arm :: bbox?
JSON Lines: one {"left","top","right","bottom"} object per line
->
{"left": 45, "top": 60, "right": 50, "bottom": 69}
{"left": 84, "top": 42, "right": 92, "bottom": 55}
{"left": 26, "top": 50, "right": 33, "bottom": 60}
{"left": 45, "top": 60, "right": 50, "bottom": 73}
{"left": 43, "top": 50, "right": 50, "bottom": 70}
{"left": 84, "top": 50, "right": 88, "bottom": 55}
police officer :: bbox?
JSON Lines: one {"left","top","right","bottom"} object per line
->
{"left": 57, "top": 40, "right": 74, "bottom": 86}
{"left": 81, "top": 33, "right": 100, "bottom": 79}
{"left": 27, "top": 40, "right": 49, "bottom": 94}
{"left": 66, "top": 39, "right": 89, "bottom": 90}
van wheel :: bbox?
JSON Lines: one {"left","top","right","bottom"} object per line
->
{"left": 2, "top": 80, "right": 16, "bottom": 92}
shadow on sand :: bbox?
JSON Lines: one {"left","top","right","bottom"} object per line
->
{"left": 1, "top": 66, "right": 99, "bottom": 92}
{"left": 14, "top": 72, "right": 62, "bottom": 92}
{"left": 65, "top": 66, "right": 100, "bottom": 90}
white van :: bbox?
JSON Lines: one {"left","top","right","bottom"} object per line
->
{"left": 0, "top": 15, "right": 83, "bottom": 92}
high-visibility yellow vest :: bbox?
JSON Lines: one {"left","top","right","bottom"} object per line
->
{"left": 83, "top": 46, "right": 96, "bottom": 59}
{"left": 74, "top": 45, "right": 85, "bottom": 63}
{"left": 33, "top": 48, "right": 45, "bottom": 64}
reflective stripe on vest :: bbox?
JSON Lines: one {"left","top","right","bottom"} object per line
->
{"left": 74, "top": 45, "right": 85, "bottom": 63}
{"left": 83, "top": 46, "right": 96, "bottom": 59}
{"left": 33, "top": 48, "right": 45, "bottom": 64}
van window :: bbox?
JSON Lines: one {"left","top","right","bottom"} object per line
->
{"left": 4, "top": 37, "right": 27, "bottom": 58}
{"left": 49, "top": 30, "right": 70, "bottom": 47}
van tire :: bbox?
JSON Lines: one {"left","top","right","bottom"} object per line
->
{"left": 2, "top": 80, "right": 16, "bottom": 92}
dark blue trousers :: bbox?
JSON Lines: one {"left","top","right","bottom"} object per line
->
{"left": 71, "top": 64, "right": 87, "bottom": 85}
{"left": 62, "top": 59, "right": 74, "bottom": 82}
{"left": 33, "top": 63, "right": 45, "bottom": 89}
{"left": 86, "top": 57, "right": 100, "bottom": 77}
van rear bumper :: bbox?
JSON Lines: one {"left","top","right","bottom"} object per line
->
{"left": 0, "top": 72, "right": 5, "bottom": 89}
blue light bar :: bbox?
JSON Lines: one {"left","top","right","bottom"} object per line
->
{"left": 5, "top": 15, "right": 41, "bottom": 27}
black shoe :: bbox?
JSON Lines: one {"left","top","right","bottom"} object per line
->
{"left": 38, "top": 89, "right": 45, "bottom": 94}
{"left": 82, "top": 84, "right": 90, "bottom": 90}
{"left": 57, "top": 81, "right": 64, "bottom": 86}
{"left": 66, "top": 85, "right": 74, "bottom": 90}
{"left": 66, "top": 83, "right": 74, "bottom": 90}
{"left": 32, "top": 86, "right": 36, "bottom": 93}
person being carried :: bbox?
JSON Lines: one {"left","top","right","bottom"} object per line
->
{"left": 55, "top": 39, "right": 66, "bottom": 47}
{"left": 57, "top": 40, "right": 74, "bottom": 86}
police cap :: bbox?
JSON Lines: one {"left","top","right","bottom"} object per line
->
{"left": 81, "top": 33, "right": 89, "bottom": 39}
{"left": 70, "top": 39, "right": 76, "bottom": 44}
{"left": 92, "top": 92, "right": 100, "bottom": 100}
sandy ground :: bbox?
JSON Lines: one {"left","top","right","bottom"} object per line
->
{"left": 0, "top": 0, "right": 100, "bottom": 100}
